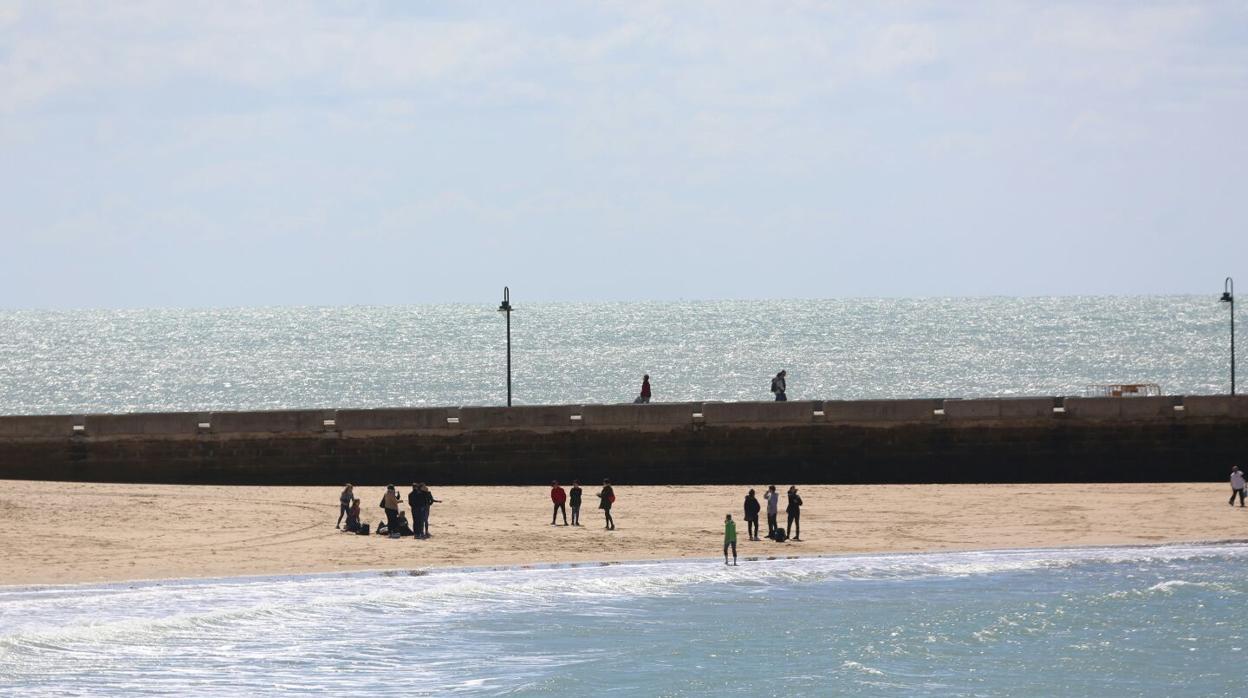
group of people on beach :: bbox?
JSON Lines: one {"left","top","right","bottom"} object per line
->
{"left": 548, "top": 479, "right": 615, "bottom": 529}
{"left": 724, "top": 485, "right": 803, "bottom": 564}
{"left": 335, "top": 483, "right": 441, "bottom": 539}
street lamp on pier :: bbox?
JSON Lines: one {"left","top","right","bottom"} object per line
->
{"left": 1221, "top": 277, "right": 1235, "bottom": 396}
{"left": 498, "top": 286, "right": 513, "bottom": 406}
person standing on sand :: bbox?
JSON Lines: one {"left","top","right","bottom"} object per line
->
{"left": 381, "top": 485, "right": 401, "bottom": 534}
{"left": 635, "top": 375, "right": 652, "bottom": 404}
{"left": 411, "top": 483, "right": 429, "bottom": 539}
{"left": 570, "top": 480, "right": 583, "bottom": 526}
{"left": 337, "top": 483, "right": 353, "bottom": 529}
{"left": 765, "top": 485, "right": 779, "bottom": 536}
{"left": 743, "top": 489, "right": 761, "bottom": 541}
{"left": 598, "top": 479, "right": 616, "bottom": 530}
{"left": 550, "top": 480, "right": 569, "bottom": 525}
{"left": 417, "top": 484, "right": 440, "bottom": 538}
{"left": 771, "top": 370, "right": 787, "bottom": 401}
{"left": 1231, "top": 466, "right": 1246, "bottom": 507}
{"left": 786, "top": 486, "right": 803, "bottom": 541}
{"left": 724, "top": 514, "right": 738, "bottom": 565}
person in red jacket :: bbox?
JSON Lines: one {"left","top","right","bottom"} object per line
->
{"left": 550, "top": 480, "right": 568, "bottom": 526}
{"left": 636, "top": 374, "right": 652, "bottom": 404}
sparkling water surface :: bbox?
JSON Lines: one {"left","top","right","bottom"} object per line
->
{"left": 0, "top": 296, "right": 1236, "bottom": 414}
{"left": 2, "top": 544, "right": 1246, "bottom": 696}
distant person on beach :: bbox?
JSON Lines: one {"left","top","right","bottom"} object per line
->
{"left": 416, "top": 484, "right": 440, "bottom": 538}
{"left": 336, "top": 483, "right": 354, "bottom": 529}
{"left": 598, "top": 479, "right": 616, "bottom": 530}
{"left": 635, "top": 375, "right": 652, "bottom": 404}
{"left": 786, "top": 486, "right": 802, "bottom": 541}
{"left": 765, "top": 485, "right": 779, "bottom": 536}
{"left": 771, "top": 370, "right": 787, "bottom": 401}
{"left": 1231, "top": 466, "right": 1246, "bottom": 507}
{"left": 344, "top": 498, "right": 361, "bottom": 532}
{"left": 550, "top": 480, "right": 569, "bottom": 525}
{"left": 743, "top": 489, "right": 761, "bottom": 541}
{"left": 724, "top": 514, "right": 738, "bottom": 565}
{"left": 414, "top": 484, "right": 429, "bottom": 531}
{"left": 381, "top": 485, "right": 401, "bottom": 534}
{"left": 570, "top": 480, "right": 583, "bottom": 526}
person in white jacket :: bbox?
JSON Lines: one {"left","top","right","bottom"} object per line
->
{"left": 1230, "top": 466, "right": 1246, "bottom": 507}
{"left": 765, "top": 485, "right": 780, "bottom": 536}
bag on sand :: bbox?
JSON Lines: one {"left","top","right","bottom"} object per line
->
{"left": 770, "top": 529, "right": 788, "bottom": 543}
{"left": 357, "top": 523, "right": 370, "bottom": 536}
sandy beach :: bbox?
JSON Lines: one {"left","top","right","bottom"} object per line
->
{"left": 0, "top": 480, "right": 1240, "bottom": 586}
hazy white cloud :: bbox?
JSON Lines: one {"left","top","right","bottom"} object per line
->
{"left": 1, "top": 1, "right": 1246, "bottom": 307}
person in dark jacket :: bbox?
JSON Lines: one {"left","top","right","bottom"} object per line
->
{"left": 337, "top": 483, "right": 354, "bottom": 529}
{"left": 743, "top": 489, "right": 761, "bottom": 541}
{"left": 598, "top": 479, "right": 616, "bottom": 530}
{"left": 415, "top": 484, "right": 440, "bottom": 539}
{"left": 786, "top": 486, "right": 802, "bottom": 541}
{"left": 550, "top": 480, "right": 568, "bottom": 526}
{"left": 770, "top": 370, "right": 787, "bottom": 401}
{"left": 569, "top": 480, "right": 583, "bottom": 526}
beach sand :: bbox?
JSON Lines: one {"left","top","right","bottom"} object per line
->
{"left": 0, "top": 480, "right": 1240, "bottom": 586}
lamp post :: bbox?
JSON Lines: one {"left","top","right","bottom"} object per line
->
{"left": 498, "top": 286, "right": 513, "bottom": 406}
{"left": 1221, "top": 277, "right": 1235, "bottom": 396}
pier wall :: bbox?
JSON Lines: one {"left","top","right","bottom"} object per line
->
{"left": 0, "top": 397, "right": 1245, "bottom": 485}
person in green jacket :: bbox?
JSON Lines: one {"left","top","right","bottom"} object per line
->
{"left": 724, "top": 514, "right": 738, "bottom": 566}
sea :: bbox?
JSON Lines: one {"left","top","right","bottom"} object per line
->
{"left": 1, "top": 296, "right": 1242, "bottom": 695}
{"left": 2, "top": 544, "right": 1247, "bottom": 695}
{"left": 0, "top": 296, "right": 1235, "bottom": 415}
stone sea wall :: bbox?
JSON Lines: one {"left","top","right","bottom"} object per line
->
{"left": 0, "top": 396, "right": 1245, "bottom": 485}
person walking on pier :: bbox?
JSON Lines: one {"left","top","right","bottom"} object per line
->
{"left": 336, "top": 483, "right": 354, "bottom": 529}
{"left": 381, "top": 485, "right": 401, "bottom": 534}
{"left": 771, "top": 370, "right": 787, "bottom": 401}
{"left": 1231, "top": 466, "right": 1246, "bottom": 507}
{"left": 724, "top": 514, "right": 738, "bottom": 566}
{"left": 743, "top": 489, "right": 761, "bottom": 541}
{"left": 786, "top": 486, "right": 803, "bottom": 541}
{"left": 550, "top": 480, "right": 569, "bottom": 525}
{"left": 598, "top": 479, "right": 616, "bottom": 530}
{"left": 765, "top": 485, "right": 779, "bottom": 536}
{"left": 569, "top": 480, "right": 583, "bottom": 526}
{"left": 635, "top": 375, "right": 652, "bottom": 404}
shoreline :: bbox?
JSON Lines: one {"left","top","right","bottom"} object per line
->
{"left": 4, "top": 538, "right": 1246, "bottom": 592}
{"left": 1, "top": 480, "right": 1240, "bottom": 586}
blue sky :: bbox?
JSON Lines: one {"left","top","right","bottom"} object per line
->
{"left": 1, "top": 1, "right": 1246, "bottom": 309}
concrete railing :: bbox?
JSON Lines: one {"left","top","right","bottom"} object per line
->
{"left": 1, "top": 395, "right": 1245, "bottom": 438}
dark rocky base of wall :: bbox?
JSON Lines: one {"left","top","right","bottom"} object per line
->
{"left": 0, "top": 419, "right": 1243, "bottom": 485}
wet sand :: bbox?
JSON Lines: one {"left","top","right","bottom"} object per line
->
{"left": 0, "top": 480, "right": 1239, "bottom": 586}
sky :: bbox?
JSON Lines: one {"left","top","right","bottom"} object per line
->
{"left": 1, "top": 1, "right": 1246, "bottom": 309}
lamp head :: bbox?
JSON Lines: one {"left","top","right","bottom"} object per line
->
{"left": 1221, "top": 292, "right": 1233, "bottom": 303}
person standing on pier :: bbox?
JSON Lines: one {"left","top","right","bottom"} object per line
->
{"left": 1231, "top": 466, "right": 1246, "bottom": 507}
{"left": 598, "top": 479, "right": 616, "bottom": 530}
{"left": 635, "top": 375, "right": 652, "bottom": 404}
{"left": 550, "top": 480, "right": 569, "bottom": 525}
{"left": 786, "top": 486, "right": 803, "bottom": 541}
{"left": 771, "top": 370, "right": 787, "bottom": 401}
{"left": 765, "top": 485, "right": 779, "bottom": 536}
{"left": 569, "top": 480, "right": 583, "bottom": 526}
{"left": 724, "top": 514, "right": 738, "bottom": 565}
{"left": 743, "top": 489, "right": 761, "bottom": 541}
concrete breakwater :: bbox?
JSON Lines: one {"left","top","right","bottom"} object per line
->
{"left": 0, "top": 396, "right": 1245, "bottom": 485}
